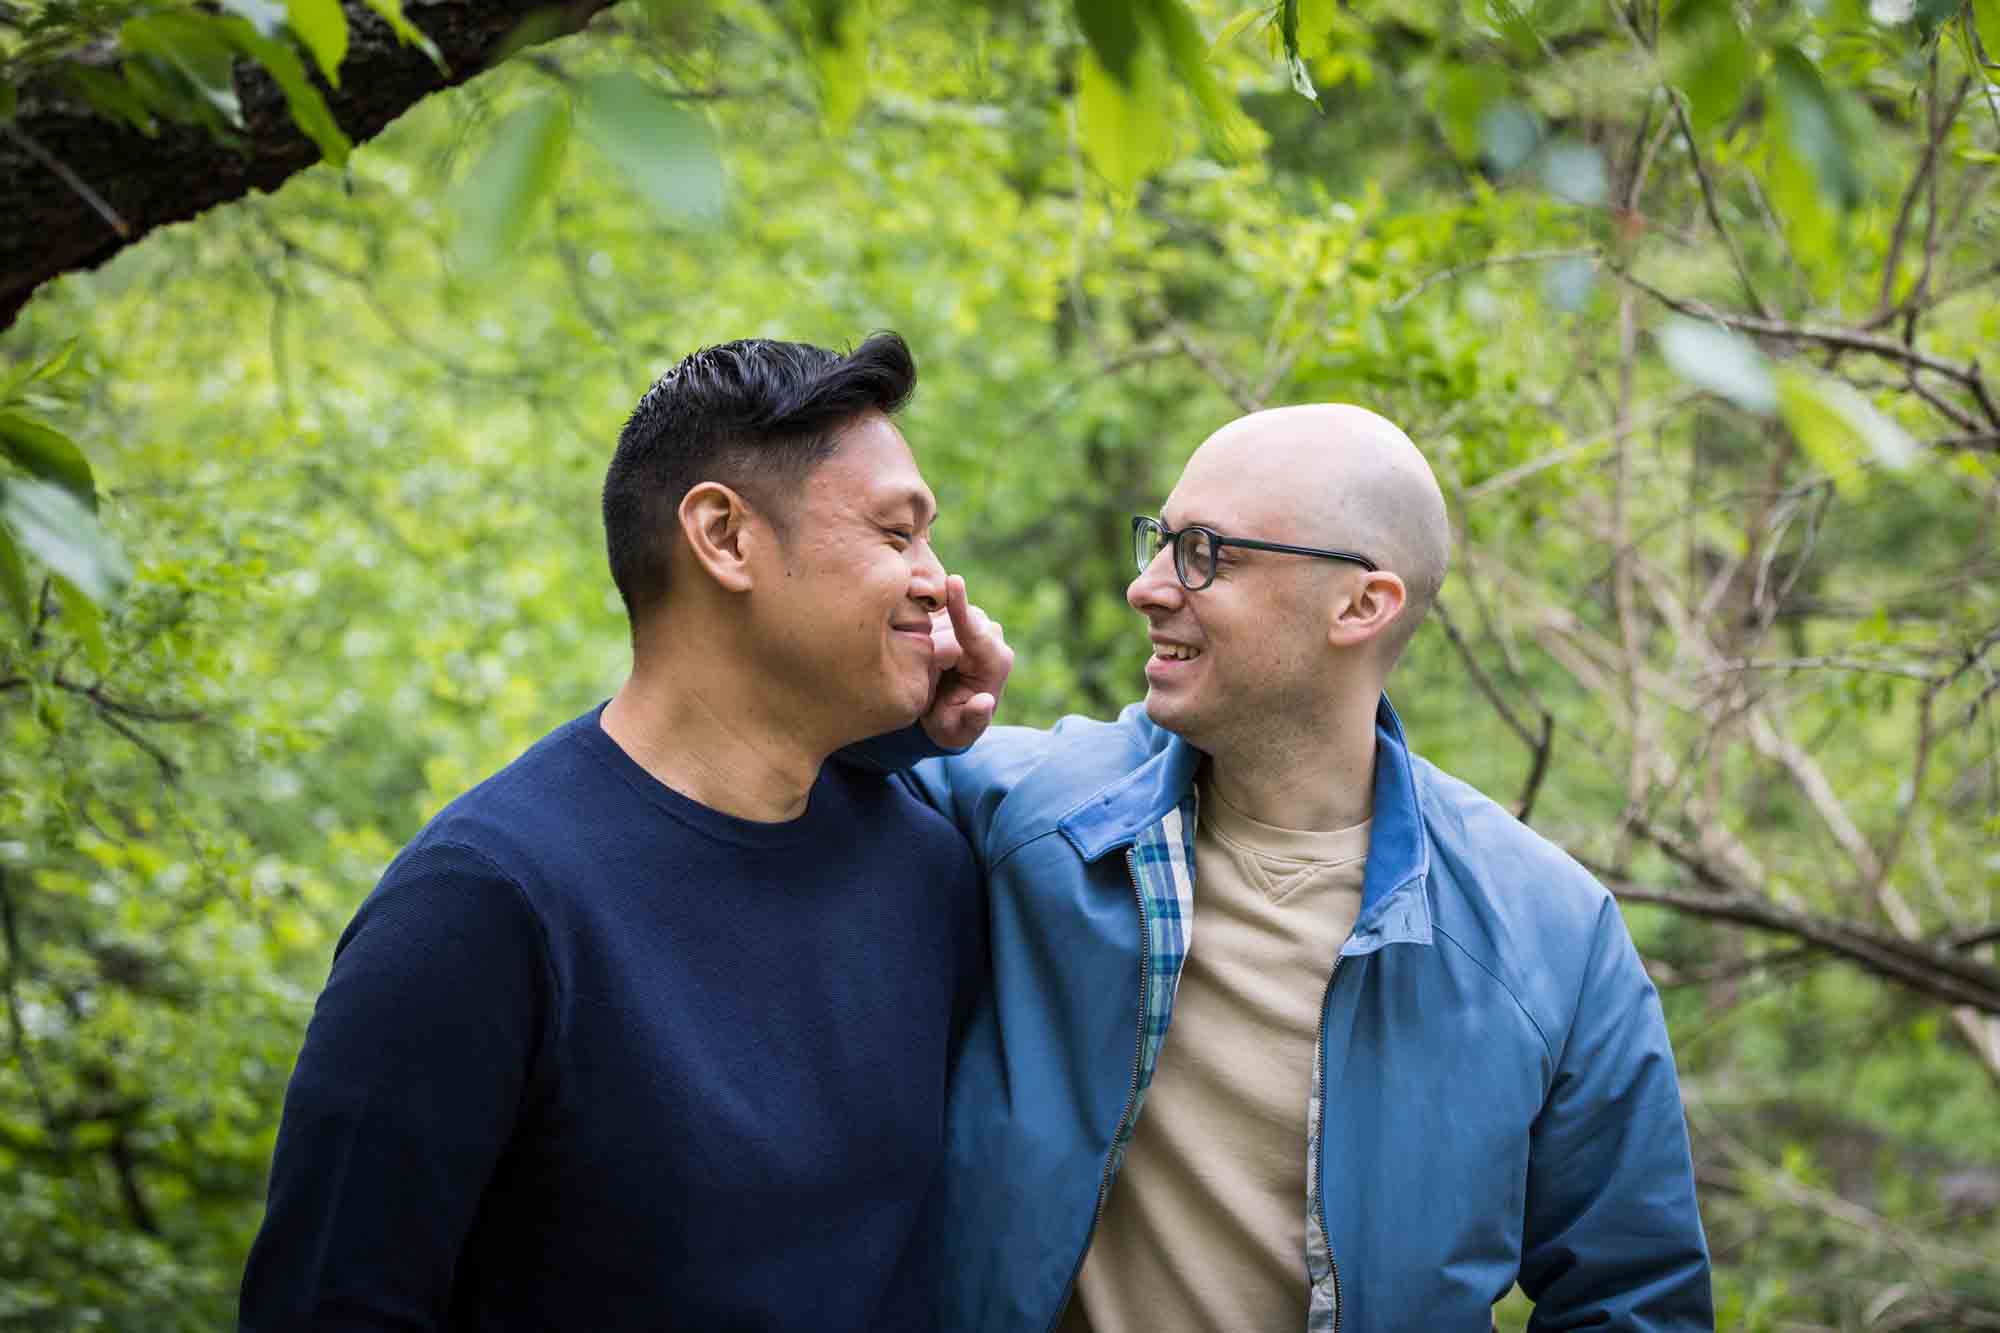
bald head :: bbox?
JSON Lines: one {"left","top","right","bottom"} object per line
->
{"left": 1182, "top": 404, "right": 1451, "bottom": 666}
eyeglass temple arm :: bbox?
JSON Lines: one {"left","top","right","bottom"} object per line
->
{"left": 1213, "top": 535, "right": 1378, "bottom": 572}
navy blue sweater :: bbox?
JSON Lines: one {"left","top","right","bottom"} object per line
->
{"left": 240, "top": 706, "right": 981, "bottom": 1331}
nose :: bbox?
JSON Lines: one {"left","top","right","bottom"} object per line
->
{"left": 910, "top": 537, "right": 946, "bottom": 614}
{"left": 1126, "top": 544, "right": 1184, "bottom": 617}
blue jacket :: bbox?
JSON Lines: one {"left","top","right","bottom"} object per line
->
{"left": 898, "top": 698, "right": 1712, "bottom": 1332}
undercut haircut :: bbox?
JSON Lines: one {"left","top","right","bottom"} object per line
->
{"left": 602, "top": 332, "right": 917, "bottom": 628}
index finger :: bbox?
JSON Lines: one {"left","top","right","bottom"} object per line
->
{"left": 944, "top": 574, "right": 976, "bottom": 642}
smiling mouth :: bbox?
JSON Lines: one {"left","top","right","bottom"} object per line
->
{"left": 1153, "top": 644, "right": 1203, "bottom": 661}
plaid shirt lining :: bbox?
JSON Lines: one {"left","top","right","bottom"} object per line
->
{"left": 1114, "top": 799, "right": 1196, "bottom": 1158}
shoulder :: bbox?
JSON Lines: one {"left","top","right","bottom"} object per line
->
{"left": 936, "top": 702, "right": 1169, "bottom": 804}
{"left": 417, "top": 716, "right": 598, "bottom": 856}
{"left": 829, "top": 763, "right": 978, "bottom": 870}
{"left": 1411, "top": 755, "right": 1632, "bottom": 1047}
{"left": 333, "top": 835, "right": 553, "bottom": 1017}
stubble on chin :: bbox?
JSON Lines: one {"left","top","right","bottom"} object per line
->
{"left": 1142, "top": 688, "right": 1196, "bottom": 743}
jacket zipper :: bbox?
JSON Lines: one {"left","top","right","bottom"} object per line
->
{"left": 1044, "top": 847, "right": 1151, "bottom": 1333}
{"left": 1309, "top": 956, "right": 1342, "bottom": 1333}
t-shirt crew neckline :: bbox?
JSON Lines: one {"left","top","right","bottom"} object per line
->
{"left": 571, "top": 701, "right": 840, "bottom": 850}
{"left": 1200, "top": 778, "right": 1372, "bottom": 868}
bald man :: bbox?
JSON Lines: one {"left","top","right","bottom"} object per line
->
{"left": 895, "top": 406, "right": 1711, "bottom": 1332}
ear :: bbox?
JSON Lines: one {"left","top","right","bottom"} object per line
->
{"left": 678, "top": 482, "right": 762, "bottom": 594}
{"left": 1327, "top": 570, "right": 1407, "bottom": 650}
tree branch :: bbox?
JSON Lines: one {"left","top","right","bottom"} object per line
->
{"left": 1594, "top": 870, "right": 2000, "bottom": 1014}
{"left": 1609, "top": 264, "right": 1999, "bottom": 425}
{"left": 2, "top": 0, "right": 618, "bottom": 329}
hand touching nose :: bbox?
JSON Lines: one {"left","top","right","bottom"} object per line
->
{"left": 922, "top": 575, "right": 1014, "bottom": 749}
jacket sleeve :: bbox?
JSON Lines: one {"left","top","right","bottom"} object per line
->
{"left": 1519, "top": 896, "right": 1714, "bottom": 1331}
{"left": 835, "top": 723, "right": 960, "bottom": 775}
{"left": 839, "top": 726, "right": 1052, "bottom": 861}
{"left": 239, "top": 842, "right": 552, "bottom": 1332}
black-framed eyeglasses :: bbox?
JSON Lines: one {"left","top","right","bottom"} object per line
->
{"left": 1131, "top": 515, "right": 1378, "bottom": 592}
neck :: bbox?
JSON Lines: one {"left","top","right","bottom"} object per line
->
{"left": 1206, "top": 693, "right": 1380, "bottom": 832}
{"left": 599, "top": 620, "right": 831, "bottom": 823}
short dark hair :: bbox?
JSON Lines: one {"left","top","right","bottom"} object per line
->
{"left": 602, "top": 332, "right": 917, "bottom": 626}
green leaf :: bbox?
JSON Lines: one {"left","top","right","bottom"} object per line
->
{"left": 0, "top": 81, "right": 16, "bottom": 124}
{"left": 1077, "top": 0, "right": 1144, "bottom": 83}
{"left": 66, "top": 66, "right": 157, "bottom": 134}
{"left": 0, "top": 521, "right": 28, "bottom": 629}
{"left": 485, "top": 8, "right": 576, "bottom": 67}
{"left": 1766, "top": 135, "right": 1836, "bottom": 273}
{"left": 1776, "top": 370, "right": 1917, "bottom": 492}
{"left": 1146, "top": 0, "right": 1240, "bottom": 128}
{"left": 1974, "top": 0, "right": 2000, "bottom": 61}
{"left": 1772, "top": 46, "right": 1862, "bottom": 210}
{"left": 121, "top": 14, "right": 244, "bottom": 127}
{"left": 1820, "top": 382, "right": 1918, "bottom": 470}
{"left": 284, "top": 0, "right": 349, "bottom": 85}
{"left": 52, "top": 576, "right": 110, "bottom": 672}
{"left": 1211, "top": 5, "right": 1269, "bottom": 54}
{"left": 1675, "top": 15, "right": 1752, "bottom": 133}
{"left": 0, "top": 412, "right": 96, "bottom": 507}
{"left": 71, "top": 1120, "right": 117, "bottom": 1151}
{"left": 1428, "top": 64, "right": 1511, "bottom": 161}
{"left": 1656, "top": 318, "right": 1776, "bottom": 414}
{"left": 1777, "top": 369, "right": 1864, "bottom": 492}
{"left": 805, "top": 0, "right": 869, "bottom": 130}
{"left": 1077, "top": 45, "right": 1174, "bottom": 194}
{"left": 0, "top": 478, "right": 131, "bottom": 605}
{"left": 451, "top": 95, "right": 571, "bottom": 272}
{"left": 227, "top": 21, "right": 352, "bottom": 164}
{"left": 1278, "top": 0, "right": 1314, "bottom": 98}
{"left": 576, "top": 75, "right": 724, "bottom": 225}
{"left": 364, "top": 0, "right": 443, "bottom": 67}
{"left": 0, "top": 339, "right": 77, "bottom": 401}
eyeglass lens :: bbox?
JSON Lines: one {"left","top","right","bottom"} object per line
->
{"left": 1133, "top": 520, "right": 1163, "bottom": 575}
{"left": 1176, "top": 528, "right": 1215, "bottom": 587}
{"left": 1133, "top": 521, "right": 1217, "bottom": 590}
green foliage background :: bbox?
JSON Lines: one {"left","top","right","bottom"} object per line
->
{"left": 2, "top": 0, "right": 1998, "bottom": 1327}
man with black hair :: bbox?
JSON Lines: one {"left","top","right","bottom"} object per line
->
{"left": 240, "top": 332, "right": 1013, "bottom": 1332}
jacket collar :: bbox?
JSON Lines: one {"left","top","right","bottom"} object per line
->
{"left": 1057, "top": 697, "right": 1434, "bottom": 950}
{"left": 1345, "top": 696, "right": 1432, "bottom": 954}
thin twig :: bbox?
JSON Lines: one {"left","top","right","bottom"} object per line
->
{"left": 1432, "top": 601, "right": 1555, "bottom": 821}
{"left": 1381, "top": 248, "right": 1598, "bottom": 314}
{"left": 1159, "top": 316, "right": 1256, "bottom": 413}
{"left": 1668, "top": 92, "right": 1767, "bottom": 317}
{"left": 3, "top": 123, "right": 129, "bottom": 238}
{"left": 1873, "top": 67, "right": 1965, "bottom": 322}
{"left": 1694, "top": 656, "right": 1936, "bottom": 682}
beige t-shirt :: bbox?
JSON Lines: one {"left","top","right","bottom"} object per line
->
{"left": 1061, "top": 780, "right": 1370, "bottom": 1333}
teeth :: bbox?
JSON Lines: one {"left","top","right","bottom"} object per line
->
{"left": 1156, "top": 645, "right": 1202, "bottom": 661}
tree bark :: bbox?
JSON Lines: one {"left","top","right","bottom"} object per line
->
{"left": 0, "top": 0, "right": 616, "bottom": 330}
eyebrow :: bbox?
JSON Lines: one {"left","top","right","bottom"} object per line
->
{"left": 881, "top": 487, "right": 938, "bottom": 525}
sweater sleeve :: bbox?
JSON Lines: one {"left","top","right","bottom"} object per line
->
{"left": 239, "top": 841, "right": 554, "bottom": 1332}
